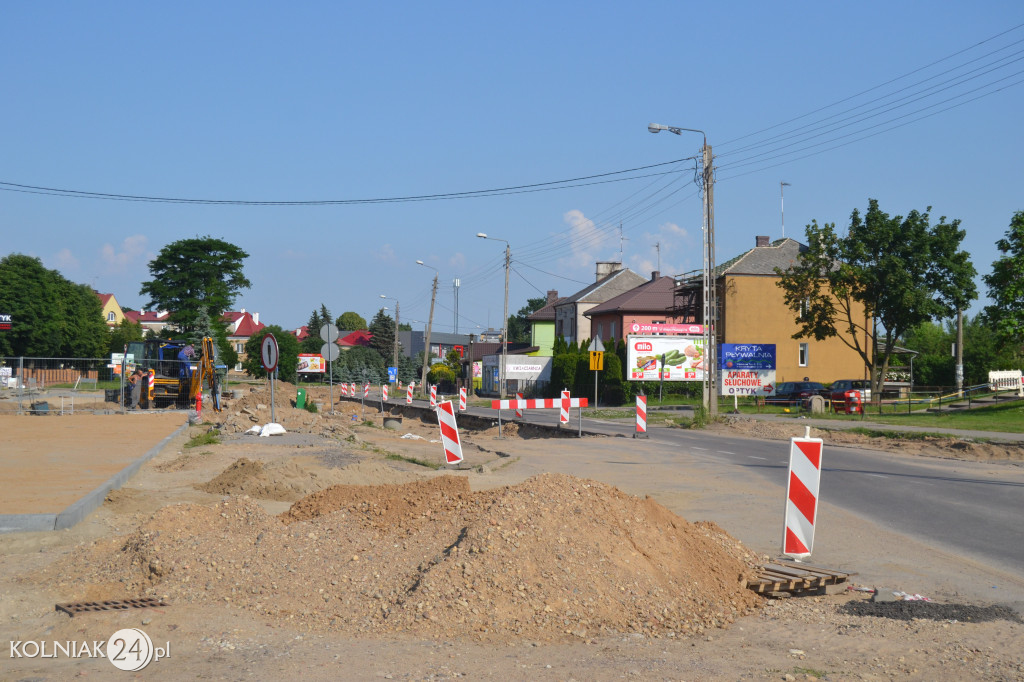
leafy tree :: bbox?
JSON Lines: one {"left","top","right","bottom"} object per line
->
{"left": 331, "top": 346, "right": 386, "bottom": 384}
{"left": 335, "top": 311, "right": 367, "bottom": 331}
{"left": 983, "top": 211, "right": 1024, "bottom": 353}
{"left": 55, "top": 281, "right": 107, "bottom": 358}
{"left": 600, "top": 352, "right": 626, "bottom": 405}
{"left": 444, "top": 349, "right": 462, "bottom": 376}
{"left": 190, "top": 306, "right": 237, "bottom": 369}
{"left": 305, "top": 308, "right": 324, "bottom": 343}
{"left": 427, "top": 363, "right": 456, "bottom": 391}
{"left": 139, "top": 237, "right": 251, "bottom": 335}
{"left": 507, "top": 296, "right": 547, "bottom": 344}
{"left": 242, "top": 325, "right": 300, "bottom": 383}
{"left": 398, "top": 322, "right": 412, "bottom": 332}
{"left": 367, "top": 308, "right": 395, "bottom": 363}
{"left": 108, "top": 318, "right": 145, "bottom": 355}
{"left": 0, "top": 254, "right": 63, "bottom": 356}
{"left": 777, "top": 199, "right": 976, "bottom": 397}
{"left": 0, "top": 254, "right": 107, "bottom": 358}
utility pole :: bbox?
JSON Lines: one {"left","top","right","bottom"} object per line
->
{"left": 704, "top": 143, "right": 718, "bottom": 417}
{"left": 393, "top": 301, "right": 400, "bottom": 376}
{"left": 501, "top": 243, "right": 510, "bottom": 399}
{"left": 453, "top": 278, "right": 460, "bottom": 334}
{"left": 955, "top": 309, "right": 964, "bottom": 396}
{"left": 421, "top": 274, "right": 438, "bottom": 396}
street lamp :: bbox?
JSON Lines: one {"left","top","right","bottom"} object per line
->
{"left": 416, "top": 260, "right": 439, "bottom": 396}
{"left": 379, "top": 294, "right": 399, "bottom": 380}
{"left": 648, "top": 122, "right": 717, "bottom": 416}
{"left": 477, "top": 233, "right": 510, "bottom": 399}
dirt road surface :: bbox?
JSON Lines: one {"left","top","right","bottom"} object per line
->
{"left": 1, "top": 384, "right": 1022, "bottom": 680}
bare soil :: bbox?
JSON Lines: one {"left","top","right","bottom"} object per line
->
{"left": 1, "top": 383, "right": 1022, "bottom": 680}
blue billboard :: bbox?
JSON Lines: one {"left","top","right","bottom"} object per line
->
{"left": 719, "top": 344, "right": 776, "bottom": 370}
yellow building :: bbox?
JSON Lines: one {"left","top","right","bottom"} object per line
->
{"left": 675, "top": 237, "right": 868, "bottom": 384}
{"left": 95, "top": 292, "right": 125, "bottom": 329}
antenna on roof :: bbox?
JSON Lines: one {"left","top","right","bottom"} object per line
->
{"left": 618, "top": 223, "right": 628, "bottom": 263}
{"left": 654, "top": 242, "right": 661, "bottom": 272}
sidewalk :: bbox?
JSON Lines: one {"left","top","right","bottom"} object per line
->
{"left": 731, "top": 411, "right": 1024, "bottom": 443}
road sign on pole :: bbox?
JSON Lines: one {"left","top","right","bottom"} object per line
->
{"left": 260, "top": 334, "right": 279, "bottom": 373}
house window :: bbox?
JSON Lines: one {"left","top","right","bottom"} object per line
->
{"left": 610, "top": 322, "right": 616, "bottom": 339}
{"left": 236, "top": 342, "right": 244, "bottom": 353}
{"left": 799, "top": 343, "right": 808, "bottom": 367}
{"left": 107, "top": 312, "right": 116, "bottom": 322}
{"left": 597, "top": 323, "right": 603, "bottom": 339}
{"left": 800, "top": 297, "right": 811, "bottom": 319}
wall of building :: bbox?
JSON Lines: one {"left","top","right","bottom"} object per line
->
{"left": 722, "top": 275, "right": 868, "bottom": 383}
{"left": 530, "top": 320, "right": 556, "bottom": 356}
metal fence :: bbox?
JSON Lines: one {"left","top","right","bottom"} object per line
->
{"left": 0, "top": 356, "right": 197, "bottom": 413}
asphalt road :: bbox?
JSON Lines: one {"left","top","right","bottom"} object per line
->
{"left": 462, "top": 401, "right": 1024, "bottom": 578}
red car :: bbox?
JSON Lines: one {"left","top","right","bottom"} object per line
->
{"left": 828, "top": 380, "right": 872, "bottom": 411}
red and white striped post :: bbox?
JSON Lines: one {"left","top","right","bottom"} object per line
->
{"left": 634, "top": 394, "right": 647, "bottom": 437}
{"left": 340, "top": 383, "right": 347, "bottom": 397}
{"left": 406, "top": 382, "right": 414, "bottom": 404}
{"left": 436, "top": 400, "right": 464, "bottom": 465}
{"left": 350, "top": 383, "right": 356, "bottom": 397}
{"left": 363, "top": 382, "right": 370, "bottom": 398}
{"left": 783, "top": 428, "right": 824, "bottom": 559}
{"left": 515, "top": 392, "right": 523, "bottom": 418}
{"left": 430, "top": 384, "right": 437, "bottom": 410}
{"left": 382, "top": 384, "right": 388, "bottom": 401}
{"left": 459, "top": 386, "right": 467, "bottom": 411}
{"left": 559, "top": 390, "right": 571, "bottom": 424}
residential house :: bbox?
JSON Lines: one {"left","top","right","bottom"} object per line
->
{"left": 223, "top": 309, "right": 265, "bottom": 374}
{"left": 525, "top": 290, "right": 563, "bottom": 356}
{"left": 122, "top": 309, "right": 174, "bottom": 336}
{"left": 95, "top": 292, "right": 126, "bottom": 328}
{"left": 554, "top": 262, "right": 647, "bottom": 344}
{"left": 584, "top": 272, "right": 684, "bottom": 344}
{"left": 674, "top": 236, "right": 867, "bottom": 384}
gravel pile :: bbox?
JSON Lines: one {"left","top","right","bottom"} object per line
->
{"left": 44, "top": 473, "right": 762, "bottom": 642}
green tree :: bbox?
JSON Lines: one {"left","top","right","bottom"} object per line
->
{"left": 444, "top": 349, "right": 461, "bottom": 376}
{"left": 335, "top": 311, "right": 367, "bottom": 331}
{"left": 108, "top": 318, "right": 145, "bottom": 356}
{"left": 367, "top": 308, "right": 395, "bottom": 363}
{"left": 331, "top": 345, "right": 387, "bottom": 384}
{"left": 507, "top": 296, "right": 547, "bottom": 344}
{"left": 983, "top": 211, "right": 1024, "bottom": 354}
{"left": 139, "top": 237, "right": 251, "bottom": 335}
{"left": 242, "top": 326, "right": 300, "bottom": 383}
{"left": 59, "top": 281, "right": 108, "bottom": 358}
{"left": 0, "top": 254, "right": 107, "bottom": 358}
{"left": 777, "top": 199, "right": 976, "bottom": 397}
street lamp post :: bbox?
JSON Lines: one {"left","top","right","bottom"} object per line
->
{"left": 477, "top": 233, "right": 510, "bottom": 399}
{"left": 648, "top": 122, "right": 718, "bottom": 416}
{"left": 416, "top": 260, "right": 439, "bottom": 397}
{"left": 379, "top": 295, "right": 400, "bottom": 380}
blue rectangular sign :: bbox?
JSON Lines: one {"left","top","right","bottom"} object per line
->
{"left": 387, "top": 367, "right": 398, "bottom": 383}
{"left": 719, "top": 344, "right": 776, "bottom": 370}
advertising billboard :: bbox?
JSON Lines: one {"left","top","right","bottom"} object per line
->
{"left": 296, "top": 354, "right": 326, "bottom": 373}
{"left": 626, "top": 335, "right": 706, "bottom": 381}
{"left": 720, "top": 344, "right": 776, "bottom": 370}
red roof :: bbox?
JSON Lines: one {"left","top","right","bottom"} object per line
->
{"left": 230, "top": 313, "right": 265, "bottom": 337}
{"left": 293, "top": 325, "right": 310, "bottom": 341}
{"left": 338, "top": 330, "right": 372, "bottom": 347}
{"left": 96, "top": 292, "right": 114, "bottom": 307}
{"left": 123, "top": 310, "right": 171, "bottom": 323}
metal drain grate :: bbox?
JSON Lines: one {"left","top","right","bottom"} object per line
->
{"left": 56, "top": 597, "right": 168, "bottom": 617}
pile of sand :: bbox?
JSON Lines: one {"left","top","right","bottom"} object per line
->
{"left": 43, "top": 474, "right": 761, "bottom": 642}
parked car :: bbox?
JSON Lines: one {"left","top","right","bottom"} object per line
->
{"left": 770, "top": 381, "right": 828, "bottom": 405}
{"left": 828, "top": 380, "right": 872, "bottom": 410}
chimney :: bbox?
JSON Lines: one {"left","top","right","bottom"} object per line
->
{"left": 252, "top": 312, "right": 259, "bottom": 326}
{"left": 756, "top": 235, "right": 770, "bottom": 247}
{"left": 546, "top": 289, "right": 559, "bottom": 305}
{"left": 651, "top": 271, "right": 660, "bottom": 281}
{"left": 595, "top": 261, "right": 622, "bottom": 281}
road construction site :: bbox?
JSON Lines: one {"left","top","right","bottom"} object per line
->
{"left": 1, "top": 381, "right": 1022, "bottom": 680}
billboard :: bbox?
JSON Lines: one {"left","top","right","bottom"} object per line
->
{"left": 720, "top": 344, "right": 776, "bottom": 370}
{"left": 626, "top": 335, "right": 706, "bottom": 381}
{"left": 296, "top": 354, "right": 326, "bottom": 373}
{"left": 720, "top": 369, "right": 777, "bottom": 396}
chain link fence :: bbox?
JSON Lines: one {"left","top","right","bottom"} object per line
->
{"left": 0, "top": 356, "right": 200, "bottom": 414}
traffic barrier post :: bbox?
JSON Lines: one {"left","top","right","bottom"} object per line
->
{"left": 436, "top": 400, "right": 464, "bottom": 465}
{"left": 783, "top": 428, "right": 824, "bottom": 559}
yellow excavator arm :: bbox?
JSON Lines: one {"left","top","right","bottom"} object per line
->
{"left": 188, "top": 337, "right": 223, "bottom": 412}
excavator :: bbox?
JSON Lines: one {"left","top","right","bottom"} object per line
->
{"left": 126, "top": 336, "right": 225, "bottom": 411}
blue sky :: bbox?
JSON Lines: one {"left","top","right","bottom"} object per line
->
{"left": 3, "top": 3, "right": 1022, "bottom": 336}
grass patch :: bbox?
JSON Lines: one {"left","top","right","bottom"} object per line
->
{"left": 184, "top": 430, "right": 220, "bottom": 449}
{"left": 793, "top": 666, "right": 829, "bottom": 678}
{"left": 385, "top": 453, "right": 441, "bottom": 470}
{"left": 303, "top": 399, "right": 318, "bottom": 413}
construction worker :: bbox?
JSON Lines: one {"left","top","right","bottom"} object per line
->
{"left": 128, "top": 368, "right": 144, "bottom": 409}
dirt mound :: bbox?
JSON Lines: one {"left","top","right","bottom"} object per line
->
{"left": 46, "top": 473, "right": 761, "bottom": 642}
{"left": 196, "top": 457, "right": 348, "bottom": 501}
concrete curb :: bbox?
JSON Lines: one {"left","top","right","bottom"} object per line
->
{"left": 0, "top": 420, "right": 190, "bottom": 534}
